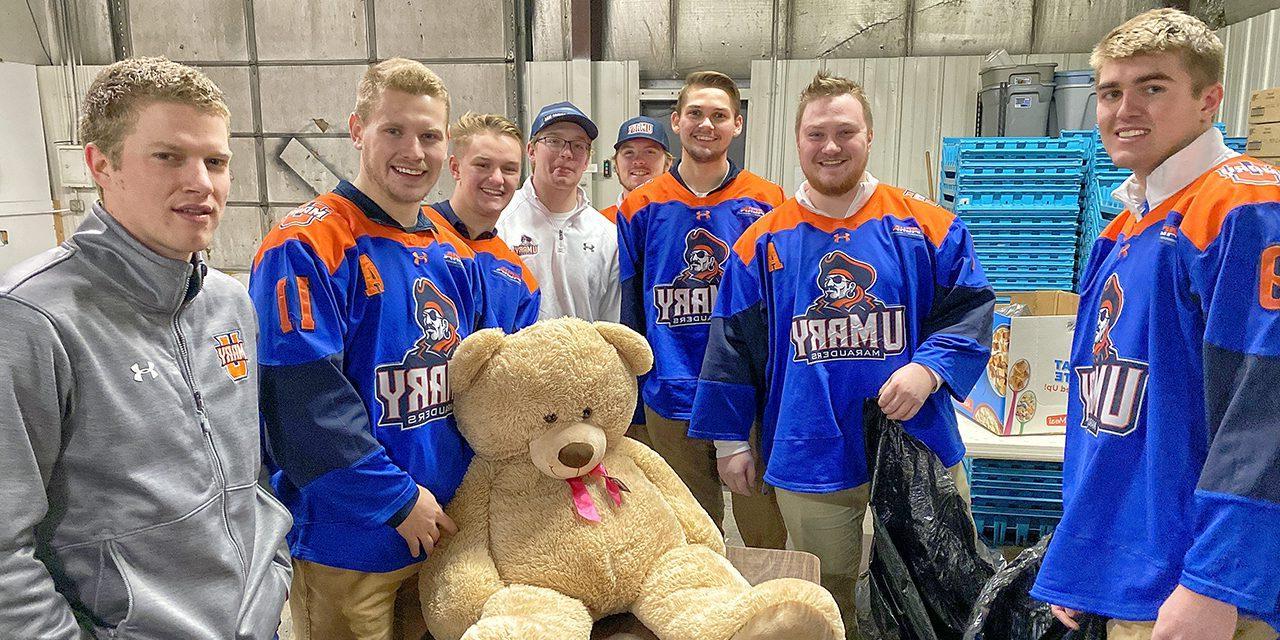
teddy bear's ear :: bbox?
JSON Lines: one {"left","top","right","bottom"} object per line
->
{"left": 450, "top": 328, "right": 507, "bottom": 392}
{"left": 593, "top": 322, "right": 654, "bottom": 376}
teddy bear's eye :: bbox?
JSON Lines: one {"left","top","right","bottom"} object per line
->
{"left": 544, "top": 413, "right": 558, "bottom": 424}
{"left": 581, "top": 407, "right": 593, "bottom": 419}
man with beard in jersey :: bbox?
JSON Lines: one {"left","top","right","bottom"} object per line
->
{"left": 690, "top": 71, "right": 994, "bottom": 637}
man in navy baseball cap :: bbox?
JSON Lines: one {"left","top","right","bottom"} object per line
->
{"left": 601, "top": 115, "right": 674, "bottom": 224}
{"left": 529, "top": 101, "right": 598, "bottom": 140}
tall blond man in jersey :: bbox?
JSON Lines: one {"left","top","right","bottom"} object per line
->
{"left": 617, "top": 71, "right": 788, "bottom": 549}
{"left": 1032, "top": 10, "right": 1280, "bottom": 640}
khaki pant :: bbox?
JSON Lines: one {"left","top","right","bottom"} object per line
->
{"left": 1108, "top": 618, "right": 1278, "bottom": 640}
{"left": 289, "top": 559, "right": 429, "bottom": 640}
{"left": 642, "top": 407, "right": 788, "bottom": 549}
{"left": 775, "top": 462, "right": 972, "bottom": 640}
{"left": 625, "top": 422, "right": 653, "bottom": 449}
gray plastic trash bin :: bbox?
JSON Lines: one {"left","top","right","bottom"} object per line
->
{"left": 980, "top": 83, "right": 1055, "bottom": 137}
{"left": 1051, "top": 70, "right": 1096, "bottom": 135}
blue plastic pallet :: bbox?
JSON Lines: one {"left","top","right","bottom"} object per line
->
{"left": 969, "top": 458, "right": 1063, "bottom": 475}
{"left": 948, "top": 165, "right": 1084, "bottom": 180}
{"left": 972, "top": 511, "right": 1058, "bottom": 547}
{"left": 946, "top": 137, "right": 1089, "bottom": 154}
{"left": 948, "top": 192, "right": 1081, "bottom": 209}
{"left": 978, "top": 258, "right": 1077, "bottom": 269}
{"left": 965, "top": 222, "right": 1080, "bottom": 234}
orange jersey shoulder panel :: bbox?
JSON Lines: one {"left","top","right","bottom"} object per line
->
{"left": 618, "top": 172, "right": 683, "bottom": 221}
{"left": 1167, "top": 157, "right": 1280, "bottom": 251}
{"left": 469, "top": 236, "right": 540, "bottom": 293}
{"left": 719, "top": 170, "right": 786, "bottom": 208}
{"left": 732, "top": 183, "right": 956, "bottom": 265}
{"left": 599, "top": 205, "right": 620, "bottom": 224}
{"left": 734, "top": 199, "right": 808, "bottom": 265}
{"left": 1099, "top": 209, "right": 1134, "bottom": 243}
{"left": 878, "top": 184, "right": 956, "bottom": 248}
{"left": 254, "top": 193, "right": 360, "bottom": 273}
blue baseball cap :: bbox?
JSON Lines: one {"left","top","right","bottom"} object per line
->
{"left": 613, "top": 115, "right": 669, "bottom": 151}
{"left": 530, "top": 101, "right": 598, "bottom": 140}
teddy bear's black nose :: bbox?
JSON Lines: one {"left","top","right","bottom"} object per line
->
{"left": 558, "top": 442, "right": 595, "bottom": 469}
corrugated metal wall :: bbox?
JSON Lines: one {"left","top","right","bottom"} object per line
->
{"left": 745, "top": 53, "right": 1091, "bottom": 197}
{"left": 1218, "top": 6, "right": 1280, "bottom": 135}
{"left": 536, "top": 0, "right": 1162, "bottom": 80}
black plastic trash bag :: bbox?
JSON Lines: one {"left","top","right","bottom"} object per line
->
{"left": 856, "top": 401, "right": 1002, "bottom": 640}
{"left": 963, "top": 534, "right": 1107, "bottom": 640}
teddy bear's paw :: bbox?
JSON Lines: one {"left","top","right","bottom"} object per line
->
{"left": 730, "top": 601, "right": 840, "bottom": 640}
{"left": 462, "top": 616, "right": 561, "bottom": 640}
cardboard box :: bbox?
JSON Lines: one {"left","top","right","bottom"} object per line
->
{"left": 1247, "top": 122, "right": 1280, "bottom": 157}
{"left": 955, "top": 291, "right": 1078, "bottom": 436}
{"left": 1005, "top": 290, "right": 1079, "bottom": 316}
{"left": 1250, "top": 88, "right": 1280, "bottom": 125}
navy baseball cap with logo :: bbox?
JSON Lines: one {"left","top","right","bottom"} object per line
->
{"left": 613, "top": 115, "right": 669, "bottom": 151}
{"left": 530, "top": 101, "right": 598, "bottom": 140}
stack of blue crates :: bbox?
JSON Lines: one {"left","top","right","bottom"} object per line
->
{"left": 940, "top": 137, "right": 1087, "bottom": 291}
{"left": 964, "top": 458, "right": 1064, "bottom": 547}
{"left": 1072, "top": 130, "right": 1127, "bottom": 282}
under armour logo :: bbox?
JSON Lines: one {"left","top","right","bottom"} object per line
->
{"left": 583, "top": 243, "right": 596, "bottom": 252}
{"left": 412, "top": 251, "right": 429, "bottom": 265}
{"left": 833, "top": 232, "right": 851, "bottom": 242}
{"left": 695, "top": 210, "right": 711, "bottom": 220}
{"left": 131, "top": 362, "right": 158, "bottom": 382}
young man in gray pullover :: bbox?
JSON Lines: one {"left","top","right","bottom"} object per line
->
{"left": 0, "top": 57, "right": 292, "bottom": 639}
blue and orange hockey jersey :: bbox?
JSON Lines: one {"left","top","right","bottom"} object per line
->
{"left": 1031, "top": 157, "right": 1280, "bottom": 628}
{"left": 426, "top": 200, "right": 540, "bottom": 334}
{"left": 250, "top": 181, "right": 485, "bottom": 573}
{"left": 617, "top": 163, "right": 785, "bottom": 420}
{"left": 688, "top": 184, "right": 994, "bottom": 492}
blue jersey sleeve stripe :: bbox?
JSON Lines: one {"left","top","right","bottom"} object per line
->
{"left": 1200, "top": 345, "right": 1280, "bottom": 503}
{"left": 1181, "top": 488, "right": 1280, "bottom": 614}
{"left": 617, "top": 208, "right": 647, "bottom": 336}
{"left": 689, "top": 379, "right": 755, "bottom": 441}
{"left": 260, "top": 356, "right": 380, "bottom": 484}
{"left": 915, "top": 220, "right": 994, "bottom": 398}
{"left": 261, "top": 356, "right": 418, "bottom": 526}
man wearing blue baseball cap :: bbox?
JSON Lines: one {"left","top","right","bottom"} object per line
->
{"left": 600, "top": 115, "right": 674, "bottom": 224}
{"left": 498, "top": 101, "right": 620, "bottom": 322}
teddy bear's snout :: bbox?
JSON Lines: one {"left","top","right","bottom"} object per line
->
{"left": 529, "top": 420, "right": 609, "bottom": 480}
{"left": 557, "top": 442, "right": 595, "bottom": 468}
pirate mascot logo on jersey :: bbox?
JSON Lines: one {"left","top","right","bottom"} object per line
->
{"left": 652, "top": 228, "right": 729, "bottom": 326}
{"left": 374, "top": 278, "right": 461, "bottom": 429}
{"left": 1076, "top": 274, "right": 1150, "bottom": 436}
{"left": 791, "top": 250, "right": 907, "bottom": 363}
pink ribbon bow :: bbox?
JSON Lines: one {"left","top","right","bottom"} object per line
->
{"left": 565, "top": 464, "right": 627, "bottom": 522}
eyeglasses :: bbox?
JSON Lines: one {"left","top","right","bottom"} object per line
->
{"left": 536, "top": 136, "right": 591, "bottom": 158}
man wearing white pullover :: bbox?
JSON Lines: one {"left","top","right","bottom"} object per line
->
{"left": 497, "top": 101, "right": 620, "bottom": 322}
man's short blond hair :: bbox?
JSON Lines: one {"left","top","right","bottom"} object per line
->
{"left": 1091, "top": 8, "right": 1224, "bottom": 92}
{"left": 355, "top": 58, "right": 450, "bottom": 121}
{"left": 79, "top": 57, "right": 229, "bottom": 164}
{"left": 795, "top": 71, "right": 874, "bottom": 134}
{"left": 676, "top": 71, "right": 741, "bottom": 116}
{"left": 449, "top": 112, "right": 522, "bottom": 154}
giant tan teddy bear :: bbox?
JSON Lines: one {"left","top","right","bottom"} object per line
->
{"left": 419, "top": 318, "right": 843, "bottom": 640}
